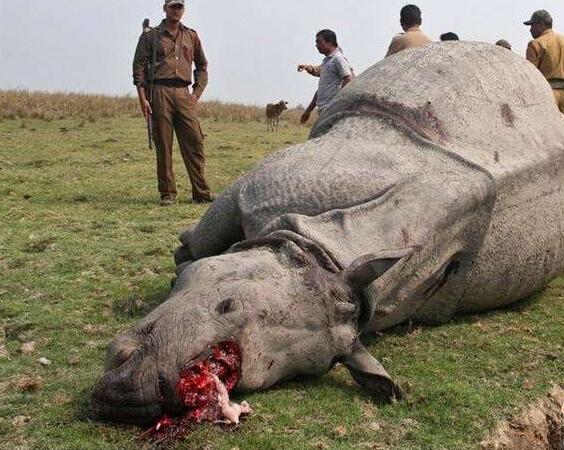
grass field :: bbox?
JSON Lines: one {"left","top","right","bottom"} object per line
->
{"left": 0, "top": 110, "right": 562, "bottom": 450}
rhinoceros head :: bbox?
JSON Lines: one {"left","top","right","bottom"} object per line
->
{"left": 91, "top": 237, "right": 402, "bottom": 425}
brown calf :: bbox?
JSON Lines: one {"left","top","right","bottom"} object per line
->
{"left": 266, "top": 100, "right": 288, "bottom": 131}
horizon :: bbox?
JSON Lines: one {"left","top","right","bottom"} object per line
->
{"left": 1, "top": 1, "right": 563, "bottom": 106}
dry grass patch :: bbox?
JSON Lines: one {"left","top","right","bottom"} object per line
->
{"left": 15, "top": 375, "right": 44, "bottom": 392}
{"left": 0, "top": 90, "right": 308, "bottom": 124}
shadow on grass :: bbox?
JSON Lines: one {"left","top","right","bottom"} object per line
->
{"left": 448, "top": 290, "right": 544, "bottom": 325}
{"left": 362, "top": 289, "right": 545, "bottom": 346}
{"left": 263, "top": 370, "right": 399, "bottom": 409}
{"left": 112, "top": 280, "right": 171, "bottom": 319}
{"left": 74, "top": 386, "right": 97, "bottom": 423}
{"left": 73, "top": 385, "right": 143, "bottom": 442}
{"left": 56, "top": 194, "right": 158, "bottom": 207}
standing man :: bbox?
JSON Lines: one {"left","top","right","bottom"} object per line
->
{"left": 133, "top": 0, "right": 213, "bottom": 206}
{"left": 524, "top": 10, "right": 564, "bottom": 113}
{"left": 299, "top": 30, "right": 354, "bottom": 124}
{"left": 386, "top": 4, "right": 432, "bottom": 57}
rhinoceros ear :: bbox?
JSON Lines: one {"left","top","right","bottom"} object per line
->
{"left": 344, "top": 248, "right": 415, "bottom": 290}
{"left": 340, "top": 342, "right": 402, "bottom": 402}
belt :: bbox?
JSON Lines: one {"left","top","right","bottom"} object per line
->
{"left": 548, "top": 78, "right": 564, "bottom": 90}
{"left": 153, "top": 79, "right": 191, "bottom": 88}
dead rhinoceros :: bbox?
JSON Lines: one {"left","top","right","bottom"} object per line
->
{"left": 92, "top": 42, "right": 564, "bottom": 425}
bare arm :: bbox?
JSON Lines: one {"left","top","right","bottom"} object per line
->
{"left": 341, "top": 75, "right": 353, "bottom": 88}
{"left": 300, "top": 92, "right": 318, "bottom": 125}
{"left": 298, "top": 64, "right": 321, "bottom": 77}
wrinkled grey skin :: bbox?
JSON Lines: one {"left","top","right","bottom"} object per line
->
{"left": 92, "top": 43, "right": 564, "bottom": 425}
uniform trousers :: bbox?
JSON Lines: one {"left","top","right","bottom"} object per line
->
{"left": 152, "top": 84, "right": 211, "bottom": 200}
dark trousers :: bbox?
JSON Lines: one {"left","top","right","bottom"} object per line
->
{"left": 152, "top": 85, "right": 211, "bottom": 200}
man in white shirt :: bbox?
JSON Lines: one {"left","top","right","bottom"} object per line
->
{"left": 298, "top": 29, "right": 354, "bottom": 124}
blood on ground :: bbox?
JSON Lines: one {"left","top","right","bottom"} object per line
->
{"left": 141, "top": 341, "right": 249, "bottom": 444}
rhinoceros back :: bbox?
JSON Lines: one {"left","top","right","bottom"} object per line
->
{"left": 315, "top": 41, "right": 564, "bottom": 179}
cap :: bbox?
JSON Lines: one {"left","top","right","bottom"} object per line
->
{"left": 523, "top": 10, "right": 552, "bottom": 26}
{"left": 495, "top": 39, "right": 512, "bottom": 50}
{"left": 165, "top": 0, "right": 185, "bottom": 6}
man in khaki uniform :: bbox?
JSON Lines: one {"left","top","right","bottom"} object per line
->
{"left": 133, "top": 0, "right": 213, "bottom": 206}
{"left": 386, "top": 4, "right": 432, "bottom": 57}
{"left": 524, "top": 10, "right": 564, "bottom": 113}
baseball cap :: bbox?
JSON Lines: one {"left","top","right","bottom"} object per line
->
{"left": 495, "top": 39, "right": 512, "bottom": 50}
{"left": 523, "top": 10, "right": 552, "bottom": 26}
{"left": 165, "top": 0, "right": 185, "bottom": 6}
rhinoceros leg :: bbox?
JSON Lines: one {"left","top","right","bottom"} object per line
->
{"left": 339, "top": 341, "right": 402, "bottom": 402}
{"left": 175, "top": 184, "right": 244, "bottom": 266}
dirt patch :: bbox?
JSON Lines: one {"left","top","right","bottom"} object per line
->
{"left": 481, "top": 385, "right": 563, "bottom": 450}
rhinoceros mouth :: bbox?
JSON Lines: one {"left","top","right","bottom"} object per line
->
{"left": 143, "top": 341, "right": 246, "bottom": 442}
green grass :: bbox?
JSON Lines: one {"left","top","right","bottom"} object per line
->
{"left": 0, "top": 117, "right": 562, "bottom": 450}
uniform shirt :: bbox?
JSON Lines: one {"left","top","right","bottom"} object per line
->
{"left": 526, "top": 29, "right": 564, "bottom": 84}
{"left": 385, "top": 27, "right": 432, "bottom": 57}
{"left": 133, "top": 21, "right": 208, "bottom": 95}
{"left": 317, "top": 50, "right": 353, "bottom": 112}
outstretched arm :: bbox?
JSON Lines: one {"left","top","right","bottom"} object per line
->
{"left": 297, "top": 64, "right": 321, "bottom": 77}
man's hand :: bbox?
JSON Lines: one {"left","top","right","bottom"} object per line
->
{"left": 140, "top": 99, "right": 152, "bottom": 120}
{"left": 298, "top": 64, "right": 319, "bottom": 76}
{"left": 300, "top": 109, "right": 311, "bottom": 125}
{"left": 136, "top": 86, "right": 152, "bottom": 120}
{"left": 140, "top": 100, "right": 153, "bottom": 120}
{"left": 341, "top": 75, "right": 353, "bottom": 88}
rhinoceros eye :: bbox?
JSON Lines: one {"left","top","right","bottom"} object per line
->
{"left": 217, "top": 298, "right": 236, "bottom": 315}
